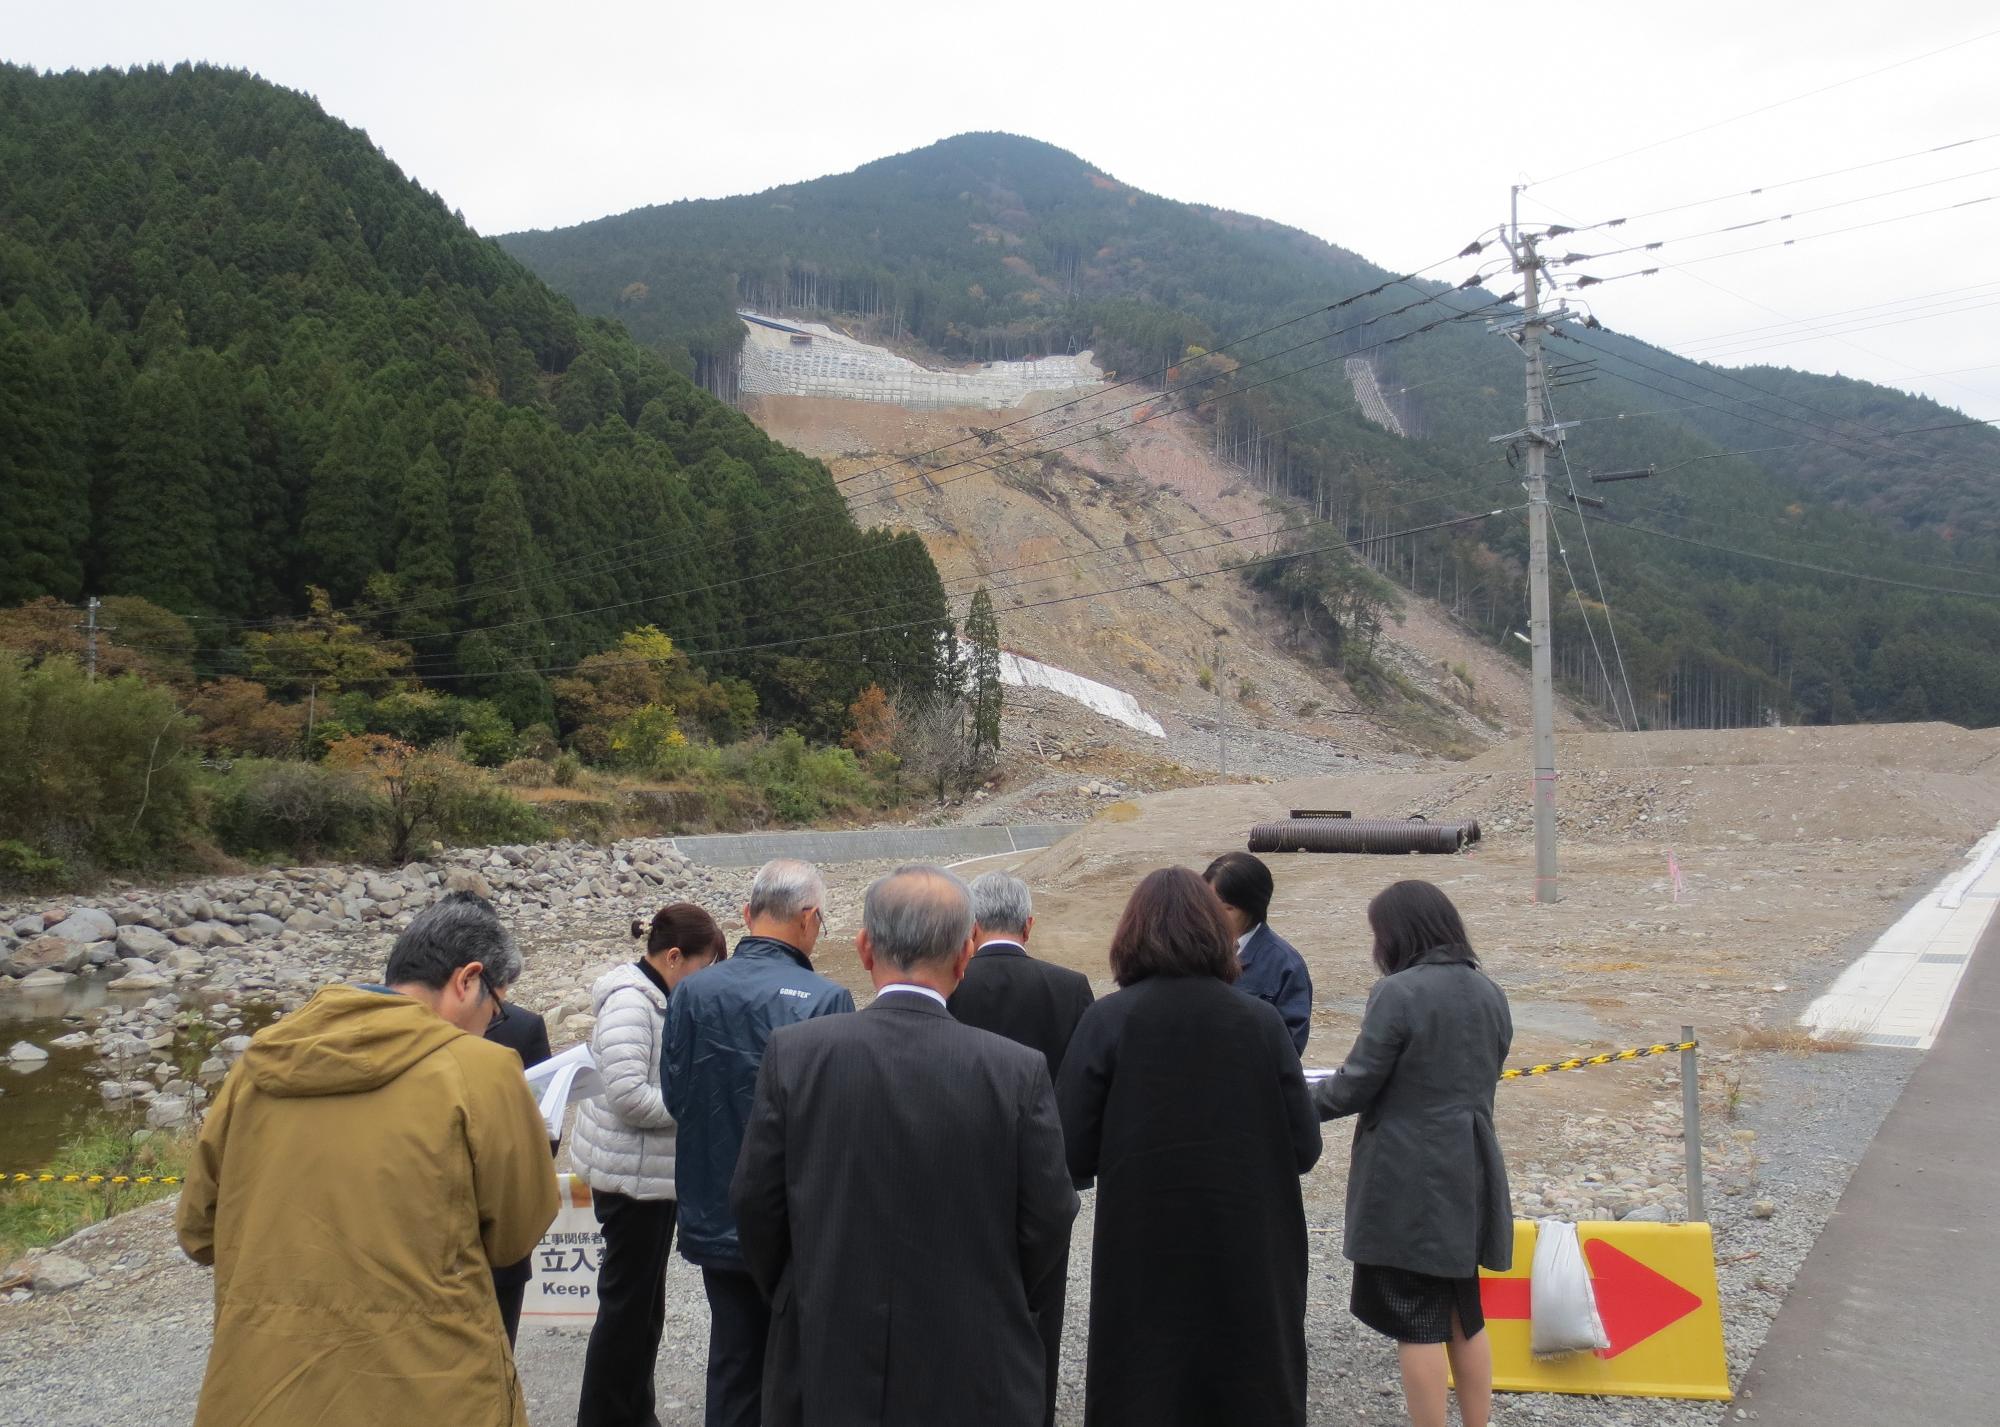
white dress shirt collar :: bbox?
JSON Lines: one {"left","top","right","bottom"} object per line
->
{"left": 876, "top": 982, "right": 948, "bottom": 1008}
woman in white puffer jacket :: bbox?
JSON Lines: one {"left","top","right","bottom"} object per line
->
{"left": 571, "top": 902, "right": 726, "bottom": 1427}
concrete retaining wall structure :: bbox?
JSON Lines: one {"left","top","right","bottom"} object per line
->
{"left": 737, "top": 311, "right": 1101, "bottom": 411}
{"left": 1344, "top": 355, "right": 1407, "bottom": 437}
{"left": 665, "top": 823, "right": 1076, "bottom": 869}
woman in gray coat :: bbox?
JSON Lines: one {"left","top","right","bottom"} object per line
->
{"left": 1314, "top": 880, "right": 1511, "bottom": 1427}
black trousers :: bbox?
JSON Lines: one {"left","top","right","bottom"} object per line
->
{"left": 700, "top": 1266, "right": 769, "bottom": 1427}
{"left": 576, "top": 1191, "right": 679, "bottom": 1427}
{"left": 1033, "top": 1246, "right": 1070, "bottom": 1427}
{"left": 492, "top": 1256, "right": 532, "bottom": 1346}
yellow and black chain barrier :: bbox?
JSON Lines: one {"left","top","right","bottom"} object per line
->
{"left": 3, "top": 1171, "right": 183, "bottom": 1187}
{"left": 5, "top": 1040, "right": 1701, "bottom": 1186}
{"left": 1499, "top": 1039, "right": 1697, "bottom": 1081}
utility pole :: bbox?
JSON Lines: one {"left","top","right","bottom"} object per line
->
{"left": 1213, "top": 627, "right": 1228, "bottom": 779}
{"left": 1497, "top": 189, "right": 1563, "bottom": 903}
{"left": 80, "top": 597, "right": 102, "bottom": 681}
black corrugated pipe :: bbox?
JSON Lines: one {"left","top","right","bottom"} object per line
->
{"left": 1248, "top": 818, "right": 1481, "bottom": 854}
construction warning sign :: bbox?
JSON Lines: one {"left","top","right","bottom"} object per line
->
{"left": 1477, "top": 1220, "right": 1731, "bottom": 1401}
{"left": 520, "top": 1173, "right": 603, "bottom": 1324}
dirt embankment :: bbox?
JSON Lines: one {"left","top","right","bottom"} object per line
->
{"left": 749, "top": 390, "right": 1579, "bottom": 779}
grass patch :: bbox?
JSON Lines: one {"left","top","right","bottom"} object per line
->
{"left": 1733, "top": 1024, "right": 1861, "bottom": 1055}
{"left": 0, "top": 1118, "right": 193, "bottom": 1263}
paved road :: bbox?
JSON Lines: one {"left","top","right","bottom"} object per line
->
{"left": 1735, "top": 898, "right": 2000, "bottom": 1423}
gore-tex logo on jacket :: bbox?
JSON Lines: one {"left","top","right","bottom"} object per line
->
{"left": 777, "top": 987, "right": 812, "bottom": 999}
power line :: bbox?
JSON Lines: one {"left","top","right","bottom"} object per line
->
{"left": 1562, "top": 192, "right": 1998, "bottom": 288}
{"left": 1544, "top": 384, "right": 1638, "bottom": 727}
{"left": 1558, "top": 130, "right": 2000, "bottom": 235}
{"left": 152, "top": 509, "right": 1522, "bottom": 686}
{"left": 1578, "top": 510, "right": 2000, "bottom": 600}
{"left": 188, "top": 247, "right": 1501, "bottom": 633}
{"left": 1526, "top": 27, "right": 2000, "bottom": 188}
{"left": 1560, "top": 164, "right": 2000, "bottom": 266}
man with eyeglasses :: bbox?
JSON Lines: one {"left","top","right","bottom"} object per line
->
{"left": 666, "top": 858, "right": 855, "bottom": 1427}
{"left": 177, "top": 891, "right": 558, "bottom": 1427}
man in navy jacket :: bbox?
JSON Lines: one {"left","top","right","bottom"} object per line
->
{"left": 665, "top": 859, "right": 853, "bottom": 1427}
{"left": 1204, "top": 852, "right": 1314, "bottom": 1053}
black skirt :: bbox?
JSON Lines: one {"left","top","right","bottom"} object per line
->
{"left": 1350, "top": 1263, "right": 1486, "bottom": 1344}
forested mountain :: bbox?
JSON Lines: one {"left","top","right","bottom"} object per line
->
{"left": 0, "top": 63, "right": 948, "bottom": 736}
{"left": 504, "top": 133, "right": 2000, "bottom": 728}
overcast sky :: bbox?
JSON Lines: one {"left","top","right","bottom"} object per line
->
{"left": 12, "top": 0, "right": 1998, "bottom": 417}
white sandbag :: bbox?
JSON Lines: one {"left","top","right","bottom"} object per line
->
{"left": 1530, "top": 1218, "right": 1609, "bottom": 1357}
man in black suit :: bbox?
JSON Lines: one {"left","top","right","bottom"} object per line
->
{"left": 948, "top": 869, "right": 1094, "bottom": 1427}
{"left": 484, "top": 997, "right": 554, "bottom": 1345}
{"left": 731, "top": 865, "right": 1079, "bottom": 1427}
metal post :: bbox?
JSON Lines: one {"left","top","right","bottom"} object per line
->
{"left": 1681, "top": 1024, "right": 1706, "bottom": 1222}
{"left": 83, "top": 596, "right": 100, "bottom": 681}
{"left": 1512, "top": 189, "right": 1560, "bottom": 903}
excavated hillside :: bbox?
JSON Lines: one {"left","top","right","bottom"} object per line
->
{"left": 748, "top": 381, "right": 1590, "bottom": 797}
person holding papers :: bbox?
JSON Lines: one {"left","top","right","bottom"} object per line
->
{"left": 570, "top": 903, "right": 727, "bottom": 1427}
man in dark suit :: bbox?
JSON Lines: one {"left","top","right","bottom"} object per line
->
{"left": 949, "top": 871, "right": 1095, "bottom": 1079}
{"left": 731, "top": 865, "right": 1079, "bottom": 1427}
{"left": 484, "top": 998, "right": 554, "bottom": 1345}
{"left": 948, "top": 869, "right": 1094, "bottom": 1427}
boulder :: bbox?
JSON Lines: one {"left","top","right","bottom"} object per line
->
{"left": 7, "top": 1041, "right": 50, "bottom": 1064}
{"left": 113, "top": 972, "right": 170, "bottom": 991}
{"left": 169, "top": 924, "right": 215, "bottom": 947}
{"left": 9, "top": 936, "right": 82, "bottom": 976}
{"left": 218, "top": 1034, "right": 253, "bottom": 1059}
{"left": 48, "top": 1031, "right": 94, "bottom": 1051}
{"left": 27, "top": 1254, "right": 92, "bottom": 1293}
{"left": 18, "top": 969, "right": 71, "bottom": 991}
{"left": 115, "top": 925, "right": 175, "bottom": 961}
{"left": 444, "top": 868, "right": 494, "bottom": 899}
{"left": 47, "top": 908, "right": 116, "bottom": 943}
{"left": 163, "top": 948, "right": 206, "bottom": 974}
{"left": 145, "top": 1095, "right": 193, "bottom": 1129}
{"left": 10, "top": 913, "right": 46, "bottom": 938}
{"left": 244, "top": 913, "right": 284, "bottom": 937}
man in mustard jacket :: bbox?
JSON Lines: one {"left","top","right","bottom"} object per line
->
{"left": 177, "top": 891, "right": 559, "bottom": 1427}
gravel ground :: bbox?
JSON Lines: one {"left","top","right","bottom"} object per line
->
{"left": 0, "top": 1033, "right": 1915, "bottom": 1427}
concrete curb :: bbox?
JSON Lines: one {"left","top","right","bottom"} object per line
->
{"left": 664, "top": 823, "right": 1077, "bottom": 869}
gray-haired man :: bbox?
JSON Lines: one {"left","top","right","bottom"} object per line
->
{"left": 666, "top": 858, "right": 854, "bottom": 1427}
{"left": 946, "top": 871, "right": 1095, "bottom": 1426}
{"left": 176, "top": 892, "right": 557, "bottom": 1426}
{"left": 732, "top": 865, "right": 1079, "bottom": 1427}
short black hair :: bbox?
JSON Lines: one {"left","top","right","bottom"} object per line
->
{"left": 385, "top": 891, "right": 521, "bottom": 990}
{"left": 1203, "top": 851, "right": 1273, "bottom": 925}
{"left": 1366, "top": 880, "right": 1476, "bottom": 976}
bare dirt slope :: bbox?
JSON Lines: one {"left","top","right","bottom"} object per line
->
{"left": 750, "top": 390, "right": 1583, "bottom": 777}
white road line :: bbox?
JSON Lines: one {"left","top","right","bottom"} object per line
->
{"left": 1801, "top": 823, "right": 2000, "bottom": 1050}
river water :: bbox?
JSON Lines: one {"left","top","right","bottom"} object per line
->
{"left": 0, "top": 979, "right": 273, "bottom": 1170}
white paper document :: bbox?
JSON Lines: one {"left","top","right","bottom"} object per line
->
{"left": 523, "top": 1041, "right": 605, "bottom": 1141}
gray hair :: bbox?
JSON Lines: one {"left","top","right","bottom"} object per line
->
{"left": 969, "top": 871, "right": 1033, "bottom": 937}
{"left": 747, "top": 858, "right": 826, "bottom": 923}
{"left": 385, "top": 891, "right": 522, "bottom": 990}
{"left": 864, "top": 865, "right": 974, "bottom": 972}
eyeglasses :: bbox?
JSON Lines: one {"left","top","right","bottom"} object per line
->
{"left": 479, "top": 970, "right": 505, "bottom": 1030}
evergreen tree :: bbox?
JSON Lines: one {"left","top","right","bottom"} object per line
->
{"left": 392, "top": 444, "right": 457, "bottom": 643}
{"left": 299, "top": 398, "right": 392, "bottom": 604}
{"left": 964, "top": 586, "right": 1004, "bottom": 756}
{"left": 99, "top": 356, "right": 218, "bottom": 610}
{"left": 0, "top": 309, "right": 90, "bottom": 603}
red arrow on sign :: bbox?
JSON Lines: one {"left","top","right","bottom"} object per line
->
{"left": 1479, "top": 1238, "right": 1704, "bottom": 1358}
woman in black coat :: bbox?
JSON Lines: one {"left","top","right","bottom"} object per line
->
{"left": 1314, "top": 880, "right": 1512, "bottom": 1427}
{"left": 1058, "top": 867, "right": 1322, "bottom": 1427}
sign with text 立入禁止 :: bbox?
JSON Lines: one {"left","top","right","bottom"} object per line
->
{"left": 1475, "top": 1219, "right": 1731, "bottom": 1401}
{"left": 520, "top": 1173, "right": 602, "bottom": 1324}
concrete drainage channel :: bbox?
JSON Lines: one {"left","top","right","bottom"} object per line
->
{"left": 662, "top": 824, "right": 1077, "bottom": 869}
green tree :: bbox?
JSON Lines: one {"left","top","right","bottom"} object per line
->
{"left": 964, "top": 586, "right": 1004, "bottom": 756}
